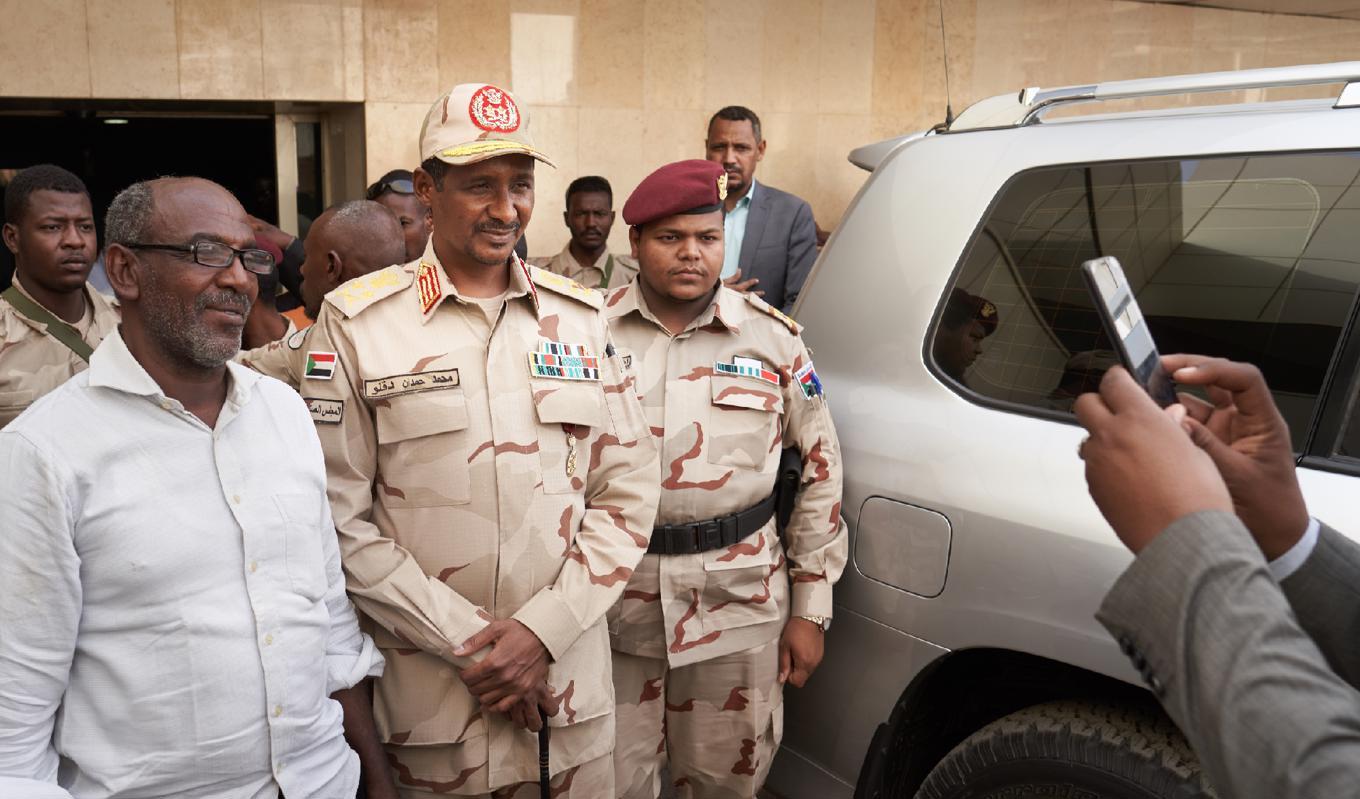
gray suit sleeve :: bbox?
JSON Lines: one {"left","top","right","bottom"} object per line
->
{"left": 781, "top": 199, "right": 818, "bottom": 315}
{"left": 1280, "top": 522, "right": 1360, "bottom": 689}
{"left": 1097, "top": 511, "right": 1360, "bottom": 799}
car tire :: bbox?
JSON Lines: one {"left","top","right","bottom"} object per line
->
{"left": 913, "top": 700, "right": 1217, "bottom": 799}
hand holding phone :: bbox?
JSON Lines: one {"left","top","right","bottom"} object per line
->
{"left": 1080, "top": 256, "right": 1178, "bottom": 407}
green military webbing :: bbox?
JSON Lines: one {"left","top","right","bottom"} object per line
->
{"left": 601, "top": 255, "right": 615, "bottom": 289}
{"left": 1, "top": 285, "right": 94, "bottom": 362}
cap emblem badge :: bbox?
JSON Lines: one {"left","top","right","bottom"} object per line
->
{"left": 716, "top": 172, "right": 728, "bottom": 201}
{"left": 468, "top": 85, "right": 521, "bottom": 133}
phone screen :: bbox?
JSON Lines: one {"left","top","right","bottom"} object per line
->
{"left": 1081, "top": 257, "right": 1178, "bottom": 407}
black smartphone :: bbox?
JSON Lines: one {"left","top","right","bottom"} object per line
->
{"left": 1080, "top": 256, "right": 1178, "bottom": 407}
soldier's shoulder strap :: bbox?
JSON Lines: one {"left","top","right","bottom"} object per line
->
{"left": 325, "top": 263, "right": 414, "bottom": 319}
{"left": 741, "top": 290, "right": 802, "bottom": 335}
{"left": 528, "top": 263, "right": 604, "bottom": 310}
{"left": 1, "top": 285, "right": 94, "bottom": 362}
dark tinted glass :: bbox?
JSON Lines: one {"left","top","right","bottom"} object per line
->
{"left": 936, "top": 152, "right": 1360, "bottom": 450}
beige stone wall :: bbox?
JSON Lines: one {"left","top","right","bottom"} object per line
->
{"left": 1, "top": 0, "right": 1356, "bottom": 257}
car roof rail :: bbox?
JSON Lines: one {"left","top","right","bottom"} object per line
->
{"left": 948, "top": 61, "right": 1360, "bottom": 131}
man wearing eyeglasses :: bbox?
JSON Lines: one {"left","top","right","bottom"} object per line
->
{"left": 0, "top": 176, "right": 396, "bottom": 799}
{"left": 0, "top": 164, "right": 119, "bottom": 429}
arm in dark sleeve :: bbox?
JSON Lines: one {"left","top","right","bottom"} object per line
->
{"left": 1098, "top": 511, "right": 1360, "bottom": 799}
{"left": 1279, "top": 522, "right": 1360, "bottom": 689}
{"left": 781, "top": 199, "right": 818, "bottom": 315}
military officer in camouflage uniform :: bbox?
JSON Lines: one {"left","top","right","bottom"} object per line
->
{"left": 0, "top": 164, "right": 118, "bottom": 427}
{"left": 302, "top": 83, "right": 661, "bottom": 798}
{"left": 604, "top": 160, "right": 848, "bottom": 798}
{"left": 238, "top": 199, "right": 405, "bottom": 390}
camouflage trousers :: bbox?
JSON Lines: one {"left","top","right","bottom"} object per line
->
{"left": 612, "top": 638, "right": 784, "bottom": 799}
{"left": 394, "top": 751, "right": 612, "bottom": 798}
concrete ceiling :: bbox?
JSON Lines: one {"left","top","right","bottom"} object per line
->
{"left": 1140, "top": 1, "right": 1360, "bottom": 19}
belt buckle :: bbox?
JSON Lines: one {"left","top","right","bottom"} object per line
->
{"left": 699, "top": 520, "right": 723, "bottom": 552}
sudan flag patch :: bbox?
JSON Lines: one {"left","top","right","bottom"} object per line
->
{"left": 304, "top": 351, "right": 337, "bottom": 380}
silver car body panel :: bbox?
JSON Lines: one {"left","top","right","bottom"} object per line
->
{"left": 770, "top": 100, "right": 1360, "bottom": 795}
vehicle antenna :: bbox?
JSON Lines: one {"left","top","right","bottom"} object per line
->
{"left": 939, "top": 0, "right": 954, "bottom": 127}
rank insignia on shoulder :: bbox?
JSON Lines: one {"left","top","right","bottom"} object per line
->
{"left": 528, "top": 341, "right": 600, "bottom": 381}
{"left": 416, "top": 261, "right": 443, "bottom": 315}
{"left": 715, "top": 358, "right": 780, "bottom": 386}
{"left": 794, "top": 361, "right": 823, "bottom": 399}
{"left": 304, "top": 351, "right": 337, "bottom": 380}
{"left": 305, "top": 397, "right": 344, "bottom": 424}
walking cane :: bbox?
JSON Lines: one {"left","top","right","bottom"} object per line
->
{"left": 538, "top": 724, "right": 551, "bottom": 799}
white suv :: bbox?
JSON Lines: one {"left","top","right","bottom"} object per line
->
{"left": 766, "top": 62, "right": 1360, "bottom": 799}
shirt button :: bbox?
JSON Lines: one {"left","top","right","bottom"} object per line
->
{"left": 232, "top": 495, "right": 241, "bottom": 504}
{"left": 273, "top": 705, "right": 283, "bottom": 717}
{"left": 264, "top": 633, "right": 274, "bottom": 645}
{"left": 249, "top": 561, "right": 258, "bottom": 573}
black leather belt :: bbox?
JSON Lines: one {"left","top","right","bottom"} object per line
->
{"left": 647, "top": 493, "right": 777, "bottom": 555}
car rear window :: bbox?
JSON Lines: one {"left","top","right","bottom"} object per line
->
{"left": 934, "top": 151, "right": 1360, "bottom": 450}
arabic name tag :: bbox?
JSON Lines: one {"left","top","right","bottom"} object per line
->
{"left": 305, "top": 397, "right": 344, "bottom": 424}
{"left": 363, "top": 369, "right": 461, "bottom": 400}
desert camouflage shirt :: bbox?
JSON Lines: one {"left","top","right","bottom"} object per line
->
{"left": 0, "top": 277, "right": 119, "bottom": 429}
{"left": 236, "top": 318, "right": 305, "bottom": 390}
{"left": 603, "top": 282, "right": 848, "bottom": 668}
{"left": 529, "top": 243, "right": 638, "bottom": 291}
{"left": 302, "top": 246, "right": 659, "bottom": 792}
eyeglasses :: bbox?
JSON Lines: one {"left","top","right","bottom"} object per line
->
{"left": 366, "top": 178, "right": 415, "bottom": 200}
{"left": 126, "top": 241, "right": 276, "bottom": 275}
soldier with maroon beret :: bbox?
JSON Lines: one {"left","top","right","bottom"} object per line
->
{"left": 604, "top": 159, "right": 848, "bottom": 798}
{"left": 934, "top": 287, "right": 1000, "bottom": 383}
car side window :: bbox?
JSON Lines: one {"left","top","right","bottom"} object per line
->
{"left": 1337, "top": 388, "right": 1360, "bottom": 460}
{"left": 934, "top": 152, "right": 1360, "bottom": 451}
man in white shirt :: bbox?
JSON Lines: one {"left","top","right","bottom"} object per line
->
{"left": 0, "top": 177, "right": 392, "bottom": 799}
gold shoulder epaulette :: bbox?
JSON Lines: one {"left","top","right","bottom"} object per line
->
{"left": 743, "top": 291, "right": 802, "bottom": 335}
{"left": 325, "top": 263, "right": 414, "bottom": 318}
{"left": 530, "top": 265, "right": 604, "bottom": 310}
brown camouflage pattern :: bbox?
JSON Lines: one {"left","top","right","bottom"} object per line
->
{"left": 529, "top": 244, "right": 639, "bottom": 291}
{"left": 603, "top": 282, "right": 847, "bottom": 670}
{"left": 304, "top": 243, "right": 660, "bottom": 795}
{"left": 236, "top": 318, "right": 304, "bottom": 389}
{"left": 0, "top": 278, "right": 119, "bottom": 428}
{"left": 395, "top": 751, "right": 612, "bottom": 799}
{"left": 612, "top": 640, "right": 782, "bottom": 799}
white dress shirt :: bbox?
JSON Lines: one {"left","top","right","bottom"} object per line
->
{"left": 1268, "top": 516, "right": 1321, "bottom": 582}
{"left": 0, "top": 329, "right": 383, "bottom": 799}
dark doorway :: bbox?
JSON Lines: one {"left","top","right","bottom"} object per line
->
{"left": 1, "top": 101, "right": 278, "bottom": 289}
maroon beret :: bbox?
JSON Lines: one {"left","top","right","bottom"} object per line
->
{"left": 944, "top": 288, "right": 999, "bottom": 335}
{"left": 622, "top": 159, "right": 728, "bottom": 227}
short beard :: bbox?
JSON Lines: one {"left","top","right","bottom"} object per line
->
{"left": 140, "top": 269, "right": 252, "bottom": 370}
{"left": 468, "top": 222, "right": 520, "bottom": 266}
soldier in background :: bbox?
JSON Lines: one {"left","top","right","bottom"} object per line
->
{"left": 238, "top": 199, "right": 406, "bottom": 390}
{"left": 605, "top": 160, "right": 848, "bottom": 798}
{"left": 530, "top": 176, "right": 638, "bottom": 290}
{"left": 0, "top": 164, "right": 118, "bottom": 428}
{"left": 367, "top": 169, "right": 435, "bottom": 263}
{"left": 932, "top": 287, "right": 998, "bottom": 384}
{"left": 302, "top": 82, "right": 660, "bottom": 798}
